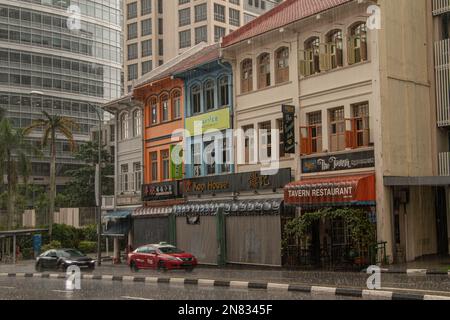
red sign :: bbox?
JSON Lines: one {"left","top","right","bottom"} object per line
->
{"left": 284, "top": 174, "right": 375, "bottom": 206}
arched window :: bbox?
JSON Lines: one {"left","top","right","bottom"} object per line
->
{"left": 275, "top": 47, "right": 289, "bottom": 84}
{"left": 241, "top": 59, "right": 253, "bottom": 93}
{"left": 133, "top": 109, "right": 141, "bottom": 137}
{"left": 326, "top": 30, "right": 343, "bottom": 69}
{"left": 257, "top": 53, "right": 271, "bottom": 89}
{"left": 160, "top": 94, "right": 169, "bottom": 122}
{"left": 349, "top": 23, "right": 367, "bottom": 64}
{"left": 171, "top": 90, "right": 181, "bottom": 119}
{"left": 300, "top": 37, "right": 320, "bottom": 77}
{"left": 150, "top": 97, "right": 158, "bottom": 124}
{"left": 218, "top": 76, "right": 229, "bottom": 107}
{"left": 120, "top": 112, "right": 129, "bottom": 140}
{"left": 204, "top": 80, "right": 215, "bottom": 111}
{"left": 191, "top": 84, "right": 201, "bottom": 115}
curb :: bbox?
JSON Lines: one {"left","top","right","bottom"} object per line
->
{"left": 365, "top": 268, "right": 450, "bottom": 276}
{"left": 1, "top": 272, "right": 449, "bottom": 300}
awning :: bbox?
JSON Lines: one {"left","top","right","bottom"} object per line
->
{"left": 103, "top": 210, "right": 132, "bottom": 222}
{"left": 284, "top": 174, "right": 376, "bottom": 207}
{"left": 132, "top": 206, "right": 173, "bottom": 217}
{"left": 173, "top": 199, "right": 282, "bottom": 216}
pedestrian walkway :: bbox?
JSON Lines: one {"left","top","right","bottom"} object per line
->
{"left": 381, "top": 255, "right": 450, "bottom": 273}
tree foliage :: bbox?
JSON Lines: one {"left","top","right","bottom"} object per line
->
{"left": 283, "top": 207, "right": 376, "bottom": 251}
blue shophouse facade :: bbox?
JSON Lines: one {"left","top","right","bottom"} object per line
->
{"left": 175, "top": 57, "right": 234, "bottom": 179}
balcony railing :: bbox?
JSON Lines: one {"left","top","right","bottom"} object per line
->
{"left": 439, "top": 152, "right": 450, "bottom": 176}
{"left": 433, "top": 0, "right": 450, "bottom": 15}
{"left": 434, "top": 39, "right": 450, "bottom": 127}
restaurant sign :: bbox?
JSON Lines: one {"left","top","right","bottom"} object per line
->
{"left": 182, "top": 168, "right": 291, "bottom": 195}
{"left": 185, "top": 108, "right": 230, "bottom": 137}
{"left": 282, "top": 105, "right": 296, "bottom": 154}
{"left": 142, "top": 181, "right": 180, "bottom": 201}
{"left": 301, "top": 150, "right": 375, "bottom": 174}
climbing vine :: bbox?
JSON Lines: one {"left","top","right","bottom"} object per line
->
{"left": 282, "top": 207, "right": 376, "bottom": 251}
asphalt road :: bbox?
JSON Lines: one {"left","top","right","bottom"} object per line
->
{"left": 0, "top": 277, "right": 359, "bottom": 300}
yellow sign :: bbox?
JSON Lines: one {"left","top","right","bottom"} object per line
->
{"left": 185, "top": 108, "right": 230, "bottom": 137}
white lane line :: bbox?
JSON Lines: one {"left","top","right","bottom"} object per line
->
{"left": 51, "top": 290, "right": 74, "bottom": 294}
{"left": 121, "top": 296, "right": 154, "bottom": 300}
{"left": 0, "top": 286, "right": 15, "bottom": 289}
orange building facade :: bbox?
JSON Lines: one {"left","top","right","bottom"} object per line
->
{"left": 136, "top": 77, "right": 184, "bottom": 186}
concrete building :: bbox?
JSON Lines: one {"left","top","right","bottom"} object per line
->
{"left": 221, "top": 0, "right": 450, "bottom": 264}
{"left": 0, "top": 0, "right": 122, "bottom": 189}
{"left": 123, "top": 0, "right": 281, "bottom": 94}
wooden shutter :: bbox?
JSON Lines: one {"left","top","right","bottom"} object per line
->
{"left": 300, "top": 126, "right": 311, "bottom": 155}
{"left": 361, "top": 37, "right": 368, "bottom": 61}
{"left": 345, "top": 118, "right": 356, "bottom": 149}
{"left": 347, "top": 36, "right": 356, "bottom": 65}
{"left": 319, "top": 43, "right": 331, "bottom": 72}
{"left": 298, "top": 50, "right": 311, "bottom": 77}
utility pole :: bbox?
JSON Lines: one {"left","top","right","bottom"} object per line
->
{"left": 92, "top": 104, "right": 103, "bottom": 267}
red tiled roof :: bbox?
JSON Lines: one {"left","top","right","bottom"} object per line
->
{"left": 221, "top": 0, "right": 352, "bottom": 48}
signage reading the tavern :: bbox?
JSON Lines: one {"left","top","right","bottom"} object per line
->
{"left": 302, "top": 150, "right": 375, "bottom": 173}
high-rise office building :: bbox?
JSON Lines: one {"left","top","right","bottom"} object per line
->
{"left": 0, "top": 0, "right": 122, "bottom": 188}
{"left": 124, "top": 0, "right": 281, "bottom": 93}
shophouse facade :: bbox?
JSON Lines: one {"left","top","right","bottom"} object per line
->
{"left": 222, "top": 0, "right": 448, "bottom": 264}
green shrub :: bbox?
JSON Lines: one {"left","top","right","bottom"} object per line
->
{"left": 21, "top": 247, "right": 34, "bottom": 259}
{"left": 41, "top": 240, "right": 62, "bottom": 252}
{"left": 78, "top": 241, "right": 97, "bottom": 254}
{"left": 81, "top": 225, "right": 97, "bottom": 242}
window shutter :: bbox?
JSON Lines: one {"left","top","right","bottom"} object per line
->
{"left": 319, "top": 43, "right": 331, "bottom": 71}
{"left": 336, "top": 47, "right": 343, "bottom": 67}
{"left": 300, "top": 127, "right": 311, "bottom": 155}
{"left": 363, "top": 116, "right": 370, "bottom": 146}
{"left": 361, "top": 37, "right": 368, "bottom": 61}
{"left": 345, "top": 118, "right": 356, "bottom": 149}
{"left": 347, "top": 36, "right": 356, "bottom": 65}
{"left": 298, "top": 50, "right": 310, "bottom": 77}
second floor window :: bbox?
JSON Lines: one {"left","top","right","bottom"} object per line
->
{"left": 327, "top": 30, "right": 343, "bottom": 69}
{"left": 300, "top": 37, "right": 320, "bottom": 77}
{"left": 275, "top": 47, "right": 289, "bottom": 84}
{"left": 120, "top": 113, "right": 129, "bottom": 140}
{"left": 172, "top": 90, "right": 181, "bottom": 119}
{"left": 258, "top": 53, "right": 271, "bottom": 89}
{"left": 241, "top": 59, "right": 253, "bottom": 93}
{"left": 161, "top": 149, "right": 170, "bottom": 180}
{"left": 204, "top": 80, "right": 215, "bottom": 111}
{"left": 161, "top": 95, "right": 169, "bottom": 121}
{"left": 349, "top": 23, "right": 368, "bottom": 64}
{"left": 219, "top": 76, "right": 229, "bottom": 107}
{"left": 301, "top": 111, "right": 322, "bottom": 155}
{"left": 151, "top": 98, "right": 158, "bottom": 124}
{"left": 133, "top": 109, "right": 141, "bottom": 137}
{"left": 191, "top": 84, "right": 201, "bottom": 114}
{"left": 150, "top": 152, "right": 158, "bottom": 182}
{"left": 350, "top": 102, "right": 370, "bottom": 148}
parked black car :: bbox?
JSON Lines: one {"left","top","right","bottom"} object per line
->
{"left": 35, "top": 249, "right": 96, "bottom": 272}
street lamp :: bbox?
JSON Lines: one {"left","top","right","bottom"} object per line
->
{"left": 89, "top": 103, "right": 103, "bottom": 267}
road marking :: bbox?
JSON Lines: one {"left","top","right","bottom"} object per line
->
{"left": 0, "top": 286, "right": 15, "bottom": 289}
{"left": 121, "top": 296, "right": 154, "bottom": 300}
{"left": 362, "top": 289, "right": 393, "bottom": 299}
{"left": 267, "top": 283, "right": 289, "bottom": 290}
{"left": 51, "top": 290, "right": 74, "bottom": 294}
{"left": 381, "top": 286, "right": 450, "bottom": 297}
{"left": 423, "top": 295, "right": 450, "bottom": 300}
{"left": 198, "top": 279, "right": 215, "bottom": 286}
{"left": 230, "top": 281, "right": 249, "bottom": 288}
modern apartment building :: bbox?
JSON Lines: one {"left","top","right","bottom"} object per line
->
{"left": 0, "top": 0, "right": 122, "bottom": 188}
{"left": 123, "top": 0, "right": 281, "bottom": 94}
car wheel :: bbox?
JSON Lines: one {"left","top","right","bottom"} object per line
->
{"left": 58, "top": 263, "right": 67, "bottom": 272}
{"left": 130, "top": 261, "right": 139, "bottom": 272}
{"left": 157, "top": 260, "right": 167, "bottom": 272}
{"left": 35, "top": 262, "right": 43, "bottom": 272}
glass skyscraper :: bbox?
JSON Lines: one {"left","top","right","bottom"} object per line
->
{"left": 0, "top": 0, "right": 122, "bottom": 188}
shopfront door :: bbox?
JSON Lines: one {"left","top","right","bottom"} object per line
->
{"left": 435, "top": 187, "right": 449, "bottom": 255}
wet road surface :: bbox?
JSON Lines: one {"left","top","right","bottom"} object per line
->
{"left": 0, "top": 277, "right": 360, "bottom": 300}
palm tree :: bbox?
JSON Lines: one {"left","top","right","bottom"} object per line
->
{"left": 0, "top": 119, "right": 35, "bottom": 229}
{"left": 25, "top": 111, "right": 78, "bottom": 237}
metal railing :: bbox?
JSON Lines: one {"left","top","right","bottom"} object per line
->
{"left": 434, "top": 39, "right": 450, "bottom": 127}
{"left": 433, "top": 0, "right": 450, "bottom": 15}
{"left": 439, "top": 152, "right": 450, "bottom": 176}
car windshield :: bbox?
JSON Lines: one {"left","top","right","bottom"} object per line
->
{"left": 158, "top": 246, "right": 184, "bottom": 254}
{"left": 58, "top": 249, "right": 85, "bottom": 258}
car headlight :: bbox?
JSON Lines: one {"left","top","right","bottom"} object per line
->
{"left": 167, "top": 257, "right": 182, "bottom": 261}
